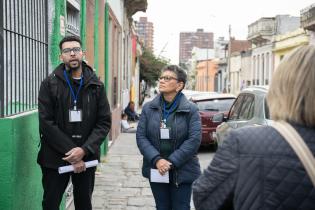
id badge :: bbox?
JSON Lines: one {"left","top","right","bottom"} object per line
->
{"left": 160, "top": 128, "right": 170, "bottom": 139}
{"left": 69, "top": 109, "right": 82, "bottom": 122}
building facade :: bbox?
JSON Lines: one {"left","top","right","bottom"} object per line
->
{"left": 195, "top": 60, "right": 218, "bottom": 92}
{"left": 135, "top": 17, "right": 154, "bottom": 52}
{"left": 227, "top": 38, "right": 251, "bottom": 93}
{"left": 179, "top": 28, "right": 213, "bottom": 64}
{"left": 0, "top": 0, "right": 147, "bottom": 209}
{"left": 213, "top": 37, "right": 229, "bottom": 92}
{"left": 248, "top": 15, "right": 300, "bottom": 86}
{"left": 301, "top": 3, "right": 315, "bottom": 44}
{"left": 273, "top": 28, "right": 309, "bottom": 70}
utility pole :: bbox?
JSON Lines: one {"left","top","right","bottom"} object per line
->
{"left": 206, "top": 47, "right": 209, "bottom": 91}
{"left": 227, "top": 24, "right": 232, "bottom": 93}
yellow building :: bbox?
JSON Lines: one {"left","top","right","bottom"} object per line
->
{"left": 273, "top": 28, "right": 309, "bottom": 70}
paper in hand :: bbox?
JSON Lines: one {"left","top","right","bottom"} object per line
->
{"left": 58, "top": 160, "right": 99, "bottom": 174}
{"left": 150, "top": 168, "right": 169, "bottom": 183}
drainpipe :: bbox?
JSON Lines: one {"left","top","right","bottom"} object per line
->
{"left": 105, "top": 2, "right": 109, "bottom": 93}
{"left": 80, "top": 0, "right": 87, "bottom": 51}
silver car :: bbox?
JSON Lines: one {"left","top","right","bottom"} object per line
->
{"left": 213, "top": 86, "right": 273, "bottom": 145}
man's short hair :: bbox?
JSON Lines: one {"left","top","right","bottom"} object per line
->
{"left": 59, "top": 35, "right": 82, "bottom": 51}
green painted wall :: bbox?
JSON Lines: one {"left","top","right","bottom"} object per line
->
{"left": 0, "top": 2, "right": 110, "bottom": 208}
{"left": 50, "top": 0, "right": 66, "bottom": 69}
{"left": 94, "top": 0, "right": 99, "bottom": 75}
{"left": 0, "top": 112, "right": 42, "bottom": 210}
{"left": 102, "top": 2, "right": 110, "bottom": 156}
{"left": 105, "top": 2, "right": 109, "bottom": 93}
{"left": 0, "top": 1, "right": 67, "bottom": 209}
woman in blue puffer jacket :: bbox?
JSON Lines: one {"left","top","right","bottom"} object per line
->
{"left": 193, "top": 45, "right": 315, "bottom": 210}
{"left": 136, "top": 65, "right": 202, "bottom": 210}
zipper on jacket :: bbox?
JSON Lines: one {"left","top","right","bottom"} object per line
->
{"left": 174, "top": 114, "right": 179, "bottom": 188}
{"left": 157, "top": 107, "right": 162, "bottom": 153}
{"left": 87, "top": 91, "right": 90, "bottom": 119}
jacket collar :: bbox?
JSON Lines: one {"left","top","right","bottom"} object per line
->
{"left": 150, "top": 92, "right": 191, "bottom": 112}
{"left": 53, "top": 61, "right": 101, "bottom": 86}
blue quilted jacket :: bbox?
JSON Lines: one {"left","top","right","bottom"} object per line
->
{"left": 193, "top": 124, "right": 315, "bottom": 210}
{"left": 136, "top": 94, "right": 202, "bottom": 185}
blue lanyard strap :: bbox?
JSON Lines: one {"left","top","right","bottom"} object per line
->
{"left": 63, "top": 69, "right": 84, "bottom": 107}
{"left": 162, "top": 93, "right": 181, "bottom": 122}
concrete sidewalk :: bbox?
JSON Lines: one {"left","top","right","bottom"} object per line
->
{"left": 92, "top": 133, "right": 155, "bottom": 210}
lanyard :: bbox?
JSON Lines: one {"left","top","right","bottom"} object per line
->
{"left": 162, "top": 93, "right": 181, "bottom": 123}
{"left": 63, "top": 69, "right": 84, "bottom": 110}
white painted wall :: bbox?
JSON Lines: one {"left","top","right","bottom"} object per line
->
{"left": 240, "top": 53, "right": 252, "bottom": 89}
{"left": 106, "top": 0, "right": 124, "bottom": 26}
{"left": 230, "top": 54, "right": 241, "bottom": 95}
{"left": 251, "top": 44, "right": 273, "bottom": 86}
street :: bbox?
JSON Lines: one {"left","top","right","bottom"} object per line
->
{"left": 91, "top": 132, "right": 215, "bottom": 210}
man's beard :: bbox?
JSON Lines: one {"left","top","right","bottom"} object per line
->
{"left": 66, "top": 59, "right": 81, "bottom": 71}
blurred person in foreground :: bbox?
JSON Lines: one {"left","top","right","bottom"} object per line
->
{"left": 136, "top": 65, "right": 202, "bottom": 210}
{"left": 192, "top": 44, "right": 315, "bottom": 210}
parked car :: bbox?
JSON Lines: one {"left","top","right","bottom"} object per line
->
{"left": 213, "top": 86, "right": 272, "bottom": 145}
{"left": 190, "top": 93, "right": 236, "bottom": 150}
{"left": 182, "top": 90, "right": 217, "bottom": 100}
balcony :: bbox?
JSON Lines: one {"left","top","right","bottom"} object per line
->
{"left": 247, "top": 17, "right": 275, "bottom": 45}
{"left": 301, "top": 3, "right": 315, "bottom": 31}
{"left": 125, "top": 0, "right": 147, "bottom": 18}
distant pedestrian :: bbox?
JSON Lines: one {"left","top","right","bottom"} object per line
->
{"left": 193, "top": 44, "right": 315, "bottom": 210}
{"left": 38, "top": 35, "right": 111, "bottom": 210}
{"left": 136, "top": 65, "right": 202, "bottom": 210}
{"left": 121, "top": 113, "right": 137, "bottom": 133}
{"left": 124, "top": 101, "right": 139, "bottom": 121}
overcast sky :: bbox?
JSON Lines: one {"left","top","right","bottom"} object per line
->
{"left": 133, "top": 0, "right": 315, "bottom": 64}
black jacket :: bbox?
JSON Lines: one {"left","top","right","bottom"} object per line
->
{"left": 37, "top": 62, "right": 111, "bottom": 169}
{"left": 193, "top": 124, "right": 315, "bottom": 210}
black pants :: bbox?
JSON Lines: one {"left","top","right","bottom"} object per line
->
{"left": 41, "top": 167, "right": 96, "bottom": 210}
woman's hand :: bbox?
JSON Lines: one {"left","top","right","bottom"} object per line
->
{"left": 156, "top": 159, "right": 172, "bottom": 175}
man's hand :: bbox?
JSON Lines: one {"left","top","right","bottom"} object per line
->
{"left": 73, "top": 160, "right": 86, "bottom": 173}
{"left": 156, "top": 159, "right": 172, "bottom": 175}
{"left": 62, "top": 147, "right": 85, "bottom": 164}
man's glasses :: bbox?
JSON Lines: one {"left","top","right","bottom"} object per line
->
{"left": 61, "top": 47, "right": 82, "bottom": 55}
{"left": 159, "top": 76, "right": 178, "bottom": 82}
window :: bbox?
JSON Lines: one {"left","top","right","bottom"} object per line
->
{"left": 238, "top": 94, "right": 255, "bottom": 120}
{"left": 1, "top": 0, "right": 48, "bottom": 116}
{"left": 228, "top": 95, "right": 245, "bottom": 120}
{"left": 66, "top": 3, "right": 80, "bottom": 36}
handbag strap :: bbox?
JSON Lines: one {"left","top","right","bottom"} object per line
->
{"left": 272, "top": 121, "right": 315, "bottom": 186}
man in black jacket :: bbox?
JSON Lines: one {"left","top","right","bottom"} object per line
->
{"left": 38, "top": 36, "right": 111, "bottom": 210}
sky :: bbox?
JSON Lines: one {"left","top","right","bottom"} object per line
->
{"left": 133, "top": 0, "right": 315, "bottom": 64}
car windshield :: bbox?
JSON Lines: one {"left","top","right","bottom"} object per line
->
{"left": 196, "top": 98, "right": 235, "bottom": 112}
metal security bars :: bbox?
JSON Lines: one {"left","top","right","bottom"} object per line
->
{"left": 0, "top": 0, "right": 48, "bottom": 117}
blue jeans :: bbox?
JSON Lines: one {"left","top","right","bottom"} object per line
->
{"left": 149, "top": 182, "right": 192, "bottom": 210}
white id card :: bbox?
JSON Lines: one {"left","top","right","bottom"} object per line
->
{"left": 69, "top": 109, "right": 82, "bottom": 122}
{"left": 160, "top": 128, "right": 170, "bottom": 139}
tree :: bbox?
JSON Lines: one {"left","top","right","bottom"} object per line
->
{"left": 139, "top": 48, "right": 168, "bottom": 87}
